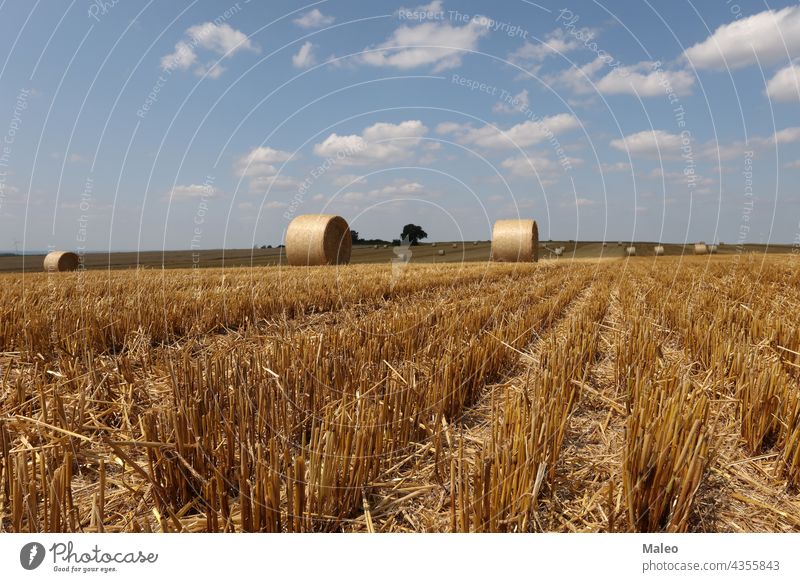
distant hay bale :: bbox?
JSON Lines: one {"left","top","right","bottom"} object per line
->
{"left": 437, "top": 249, "right": 445, "bottom": 256}
{"left": 451, "top": 243, "right": 457, "bottom": 248}
{"left": 432, "top": 242, "right": 437, "bottom": 247}
{"left": 43, "top": 251, "right": 80, "bottom": 272}
{"left": 694, "top": 242, "right": 708, "bottom": 255}
{"left": 491, "top": 219, "right": 539, "bottom": 263}
{"left": 472, "top": 241, "right": 478, "bottom": 246}
{"left": 285, "top": 214, "right": 352, "bottom": 266}
{"left": 653, "top": 245, "right": 665, "bottom": 256}
{"left": 382, "top": 244, "right": 388, "bottom": 249}
{"left": 708, "top": 245, "right": 718, "bottom": 254}
{"left": 373, "top": 244, "right": 378, "bottom": 249}
{"left": 554, "top": 248, "right": 563, "bottom": 256}
{"left": 626, "top": 246, "right": 636, "bottom": 256}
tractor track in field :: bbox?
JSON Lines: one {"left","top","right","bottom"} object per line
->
{"left": 348, "top": 272, "right": 602, "bottom": 532}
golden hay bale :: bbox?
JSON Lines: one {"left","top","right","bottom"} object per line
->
{"left": 654, "top": 245, "right": 665, "bottom": 256}
{"left": 626, "top": 246, "right": 636, "bottom": 256}
{"left": 554, "top": 248, "right": 563, "bottom": 256}
{"left": 285, "top": 214, "right": 352, "bottom": 266}
{"left": 431, "top": 242, "right": 437, "bottom": 247}
{"left": 491, "top": 219, "right": 538, "bottom": 263}
{"left": 43, "top": 251, "right": 80, "bottom": 272}
{"left": 451, "top": 243, "right": 457, "bottom": 248}
{"left": 694, "top": 242, "right": 708, "bottom": 255}
{"left": 437, "top": 249, "right": 445, "bottom": 256}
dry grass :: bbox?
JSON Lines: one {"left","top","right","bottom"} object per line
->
{"left": 1, "top": 256, "right": 799, "bottom": 532}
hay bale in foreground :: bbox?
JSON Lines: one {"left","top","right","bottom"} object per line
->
{"left": 626, "top": 246, "right": 636, "bottom": 256}
{"left": 694, "top": 243, "right": 708, "bottom": 255}
{"left": 654, "top": 245, "right": 665, "bottom": 256}
{"left": 286, "top": 214, "right": 352, "bottom": 266}
{"left": 491, "top": 219, "right": 539, "bottom": 262}
{"left": 43, "top": 251, "right": 80, "bottom": 272}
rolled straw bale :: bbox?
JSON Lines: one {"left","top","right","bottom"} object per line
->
{"left": 382, "top": 245, "right": 388, "bottom": 249}
{"left": 491, "top": 219, "right": 539, "bottom": 262}
{"left": 694, "top": 242, "right": 708, "bottom": 255}
{"left": 554, "top": 248, "right": 563, "bottom": 256}
{"left": 286, "top": 214, "right": 352, "bottom": 266}
{"left": 472, "top": 241, "right": 478, "bottom": 245}
{"left": 451, "top": 243, "right": 458, "bottom": 248}
{"left": 373, "top": 244, "right": 378, "bottom": 249}
{"left": 432, "top": 242, "right": 437, "bottom": 247}
{"left": 653, "top": 245, "right": 665, "bottom": 256}
{"left": 437, "top": 249, "right": 445, "bottom": 256}
{"left": 626, "top": 246, "right": 636, "bottom": 256}
{"left": 708, "top": 245, "right": 718, "bottom": 254}
{"left": 43, "top": 251, "right": 80, "bottom": 272}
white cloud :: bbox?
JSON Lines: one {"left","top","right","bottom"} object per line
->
{"left": 194, "top": 61, "right": 226, "bottom": 79}
{"left": 333, "top": 174, "right": 368, "bottom": 187}
{"left": 508, "top": 28, "right": 591, "bottom": 68}
{"left": 169, "top": 184, "right": 220, "bottom": 201}
{"left": 699, "top": 126, "right": 800, "bottom": 160}
{"left": 493, "top": 89, "right": 529, "bottom": 114}
{"left": 438, "top": 114, "right": 580, "bottom": 150}
{"left": 766, "top": 63, "right": 800, "bottom": 101}
{"left": 595, "top": 63, "right": 695, "bottom": 97}
{"left": 263, "top": 200, "right": 288, "bottom": 209}
{"left": 601, "top": 162, "right": 631, "bottom": 173}
{"left": 292, "top": 41, "right": 317, "bottom": 68}
{"left": 549, "top": 57, "right": 694, "bottom": 97}
{"left": 683, "top": 6, "right": 800, "bottom": 70}
{"left": 501, "top": 155, "right": 560, "bottom": 177}
{"left": 250, "top": 175, "right": 301, "bottom": 193}
{"left": 235, "top": 146, "right": 294, "bottom": 177}
{"left": 571, "top": 197, "right": 595, "bottom": 207}
{"left": 339, "top": 180, "right": 423, "bottom": 203}
{"left": 293, "top": 9, "right": 335, "bottom": 29}
{"left": 785, "top": 160, "right": 800, "bottom": 169}
{"left": 161, "top": 22, "right": 258, "bottom": 78}
{"left": 161, "top": 41, "right": 197, "bottom": 71}
{"left": 313, "top": 120, "right": 428, "bottom": 165}
{"left": 359, "top": 17, "right": 489, "bottom": 72}
{"left": 609, "top": 130, "right": 686, "bottom": 159}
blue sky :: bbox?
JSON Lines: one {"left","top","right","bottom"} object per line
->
{"left": 0, "top": 0, "right": 798, "bottom": 251}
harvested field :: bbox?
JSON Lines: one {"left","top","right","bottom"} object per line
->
{"left": 1, "top": 255, "right": 800, "bottom": 532}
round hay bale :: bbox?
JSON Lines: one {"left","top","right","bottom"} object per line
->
{"left": 43, "top": 251, "right": 80, "bottom": 272}
{"left": 554, "top": 248, "right": 563, "bottom": 256}
{"left": 373, "top": 244, "right": 378, "bottom": 249}
{"left": 491, "top": 219, "right": 539, "bottom": 263}
{"left": 451, "top": 243, "right": 458, "bottom": 249}
{"left": 626, "top": 246, "right": 636, "bottom": 256}
{"left": 708, "top": 244, "right": 718, "bottom": 254}
{"left": 653, "top": 245, "right": 665, "bottom": 256}
{"left": 382, "top": 244, "right": 388, "bottom": 249}
{"left": 286, "top": 214, "right": 352, "bottom": 266}
{"left": 437, "top": 249, "right": 445, "bottom": 256}
{"left": 431, "top": 242, "right": 437, "bottom": 247}
{"left": 472, "top": 241, "right": 478, "bottom": 246}
{"left": 694, "top": 242, "right": 708, "bottom": 255}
